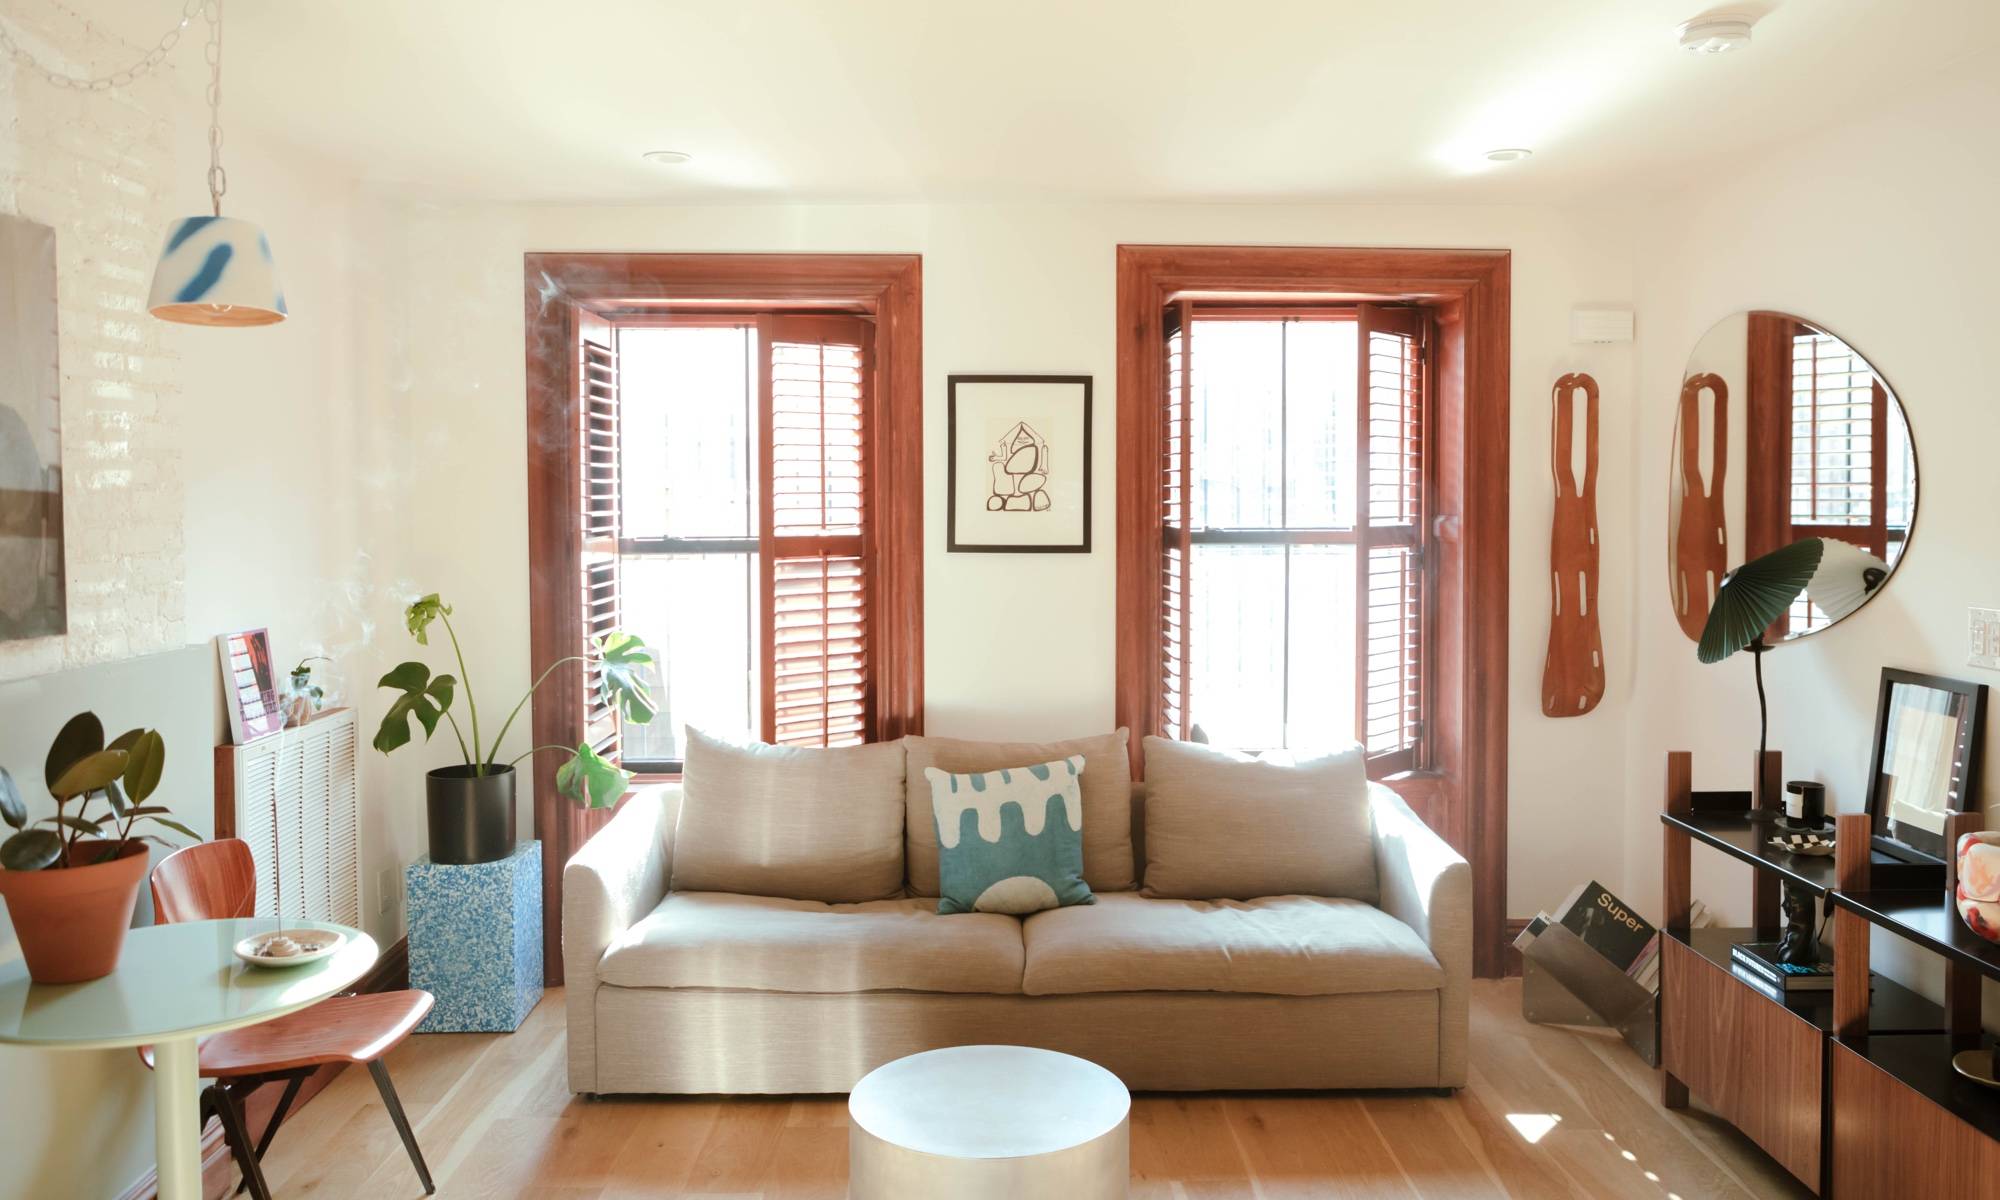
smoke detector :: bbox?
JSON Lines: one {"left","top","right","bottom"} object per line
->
{"left": 642, "top": 150, "right": 693, "bottom": 166}
{"left": 1485, "top": 147, "right": 1533, "bottom": 163}
{"left": 1679, "top": 15, "right": 1754, "bottom": 54}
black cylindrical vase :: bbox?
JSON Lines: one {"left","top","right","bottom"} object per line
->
{"left": 425, "top": 764, "right": 517, "bottom": 865}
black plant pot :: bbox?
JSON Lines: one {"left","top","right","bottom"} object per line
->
{"left": 426, "top": 764, "right": 517, "bottom": 865}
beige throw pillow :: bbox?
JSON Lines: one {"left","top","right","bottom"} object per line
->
{"left": 1139, "top": 737, "right": 1377, "bottom": 903}
{"left": 905, "top": 729, "right": 1134, "bottom": 895}
{"left": 670, "top": 727, "right": 907, "bottom": 903}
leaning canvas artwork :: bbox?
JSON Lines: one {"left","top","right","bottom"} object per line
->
{"left": 0, "top": 214, "right": 64, "bottom": 643}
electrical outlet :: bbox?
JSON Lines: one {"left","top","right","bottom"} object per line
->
{"left": 1970, "top": 608, "right": 2000, "bottom": 671}
{"left": 378, "top": 867, "right": 397, "bottom": 915}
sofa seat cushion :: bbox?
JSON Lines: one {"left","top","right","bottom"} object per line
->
{"left": 599, "top": 892, "right": 1026, "bottom": 995}
{"left": 1021, "top": 891, "right": 1443, "bottom": 997}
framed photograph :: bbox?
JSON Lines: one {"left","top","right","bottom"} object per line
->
{"left": 1865, "top": 667, "right": 1988, "bottom": 864}
{"left": 0, "top": 214, "right": 65, "bottom": 642}
{"left": 947, "top": 374, "right": 1091, "bottom": 553}
{"left": 216, "top": 628, "right": 286, "bottom": 744}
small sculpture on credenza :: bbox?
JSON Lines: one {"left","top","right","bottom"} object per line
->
{"left": 1776, "top": 882, "right": 1819, "bottom": 966}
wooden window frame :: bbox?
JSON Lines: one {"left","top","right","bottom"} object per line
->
{"left": 1115, "top": 245, "right": 1512, "bottom": 978}
{"left": 524, "top": 252, "right": 923, "bottom": 984}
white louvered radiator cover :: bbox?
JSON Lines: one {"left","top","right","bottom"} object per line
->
{"left": 216, "top": 707, "right": 362, "bottom": 927}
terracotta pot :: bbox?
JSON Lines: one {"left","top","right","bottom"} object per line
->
{"left": 0, "top": 840, "right": 150, "bottom": 984}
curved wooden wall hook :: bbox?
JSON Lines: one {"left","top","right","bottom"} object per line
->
{"left": 1543, "top": 373, "right": 1605, "bottom": 717}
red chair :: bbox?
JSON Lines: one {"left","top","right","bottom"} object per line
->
{"left": 148, "top": 840, "right": 436, "bottom": 1199}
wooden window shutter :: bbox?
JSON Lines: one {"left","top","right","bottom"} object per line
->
{"left": 578, "top": 312, "right": 623, "bottom": 761}
{"left": 1356, "top": 304, "right": 1427, "bottom": 768}
{"left": 759, "top": 314, "right": 871, "bottom": 747}
{"left": 1159, "top": 300, "right": 1193, "bottom": 741}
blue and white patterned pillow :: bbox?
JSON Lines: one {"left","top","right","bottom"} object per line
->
{"left": 925, "top": 756, "right": 1094, "bottom": 915}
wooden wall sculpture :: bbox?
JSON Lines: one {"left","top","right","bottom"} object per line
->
{"left": 1672, "top": 372, "right": 1730, "bottom": 642}
{"left": 1543, "top": 373, "right": 1605, "bottom": 717}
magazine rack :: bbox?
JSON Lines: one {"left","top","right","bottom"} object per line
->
{"left": 1513, "top": 921, "right": 1658, "bottom": 1066}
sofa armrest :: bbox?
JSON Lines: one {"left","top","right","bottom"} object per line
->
{"left": 1370, "top": 781, "right": 1470, "bottom": 1087}
{"left": 563, "top": 782, "right": 678, "bottom": 1092}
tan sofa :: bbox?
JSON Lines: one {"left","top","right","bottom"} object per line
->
{"left": 563, "top": 773, "right": 1469, "bottom": 1095}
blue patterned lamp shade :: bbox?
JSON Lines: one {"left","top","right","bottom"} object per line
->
{"left": 147, "top": 215, "right": 287, "bottom": 326}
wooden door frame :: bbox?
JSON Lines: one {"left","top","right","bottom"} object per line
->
{"left": 523, "top": 252, "right": 923, "bottom": 984}
{"left": 1113, "top": 244, "right": 1512, "bottom": 977}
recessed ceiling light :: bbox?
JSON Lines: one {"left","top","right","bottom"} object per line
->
{"left": 1678, "top": 16, "right": 1753, "bottom": 54}
{"left": 642, "top": 150, "right": 693, "bottom": 166}
{"left": 1485, "top": 147, "right": 1533, "bottom": 163}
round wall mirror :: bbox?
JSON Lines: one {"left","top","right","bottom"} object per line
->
{"left": 1668, "top": 311, "right": 1917, "bottom": 644}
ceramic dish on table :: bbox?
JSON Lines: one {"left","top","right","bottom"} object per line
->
{"left": 233, "top": 928, "right": 347, "bottom": 968}
{"left": 1767, "top": 832, "right": 1836, "bottom": 857}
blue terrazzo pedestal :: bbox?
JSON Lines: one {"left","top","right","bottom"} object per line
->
{"left": 407, "top": 840, "right": 543, "bottom": 1033}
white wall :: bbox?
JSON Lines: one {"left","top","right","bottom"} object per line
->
{"left": 359, "top": 198, "right": 1640, "bottom": 919}
{"left": 0, "top": 6, "right": 372, "bottom": 1195}
{"left": 1623, "top": 59, "right": 2000, "bottom": 1017}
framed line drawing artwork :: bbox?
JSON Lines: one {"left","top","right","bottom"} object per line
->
{"left": 947, "top": 374, "right": 1092, "bottom": 553}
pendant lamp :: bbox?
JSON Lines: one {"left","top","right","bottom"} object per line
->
{"left": 147, "top": 0, "right": 285, "bottom": 326}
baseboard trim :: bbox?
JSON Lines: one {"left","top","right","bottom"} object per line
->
{"left": 119, "top": 934, "right": 409, "bottom": 1200}
{"left": 1502, "top": 917, "right": 1530, "bottom": 977}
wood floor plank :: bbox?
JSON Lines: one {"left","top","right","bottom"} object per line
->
{"left": 256, "top": 980, "right": 1818, "bottom": 1199}
{"left": 1226, "top": 1094, "right": 1419, "bottom": 1200}
{"left": 1364, "top": 1093, "right": 1508, "bottom": 1199}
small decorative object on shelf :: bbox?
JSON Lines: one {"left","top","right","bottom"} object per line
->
{"left": 1768, "top": 831, "right": 1836, "bottom": 857}
{"left": 374, "top": 593, "right": 657, "bottom": 865}
{"left": 0, "top": 713, "right": 194, "bottom": 982}
{"left": 1542, "top": 372, "right": 1605, "bottom": 718}
{"left": 1949, "top": 1048, "right": 2000, "bottom": 1090}
{"left": 407, "top": 841, "right": 543, "bottom": 1032}
{"left": 284, "top": 655, "right": 332, "bottom": 727}
{"left": 1783, "top": 780, "right": 1827, "bottom": 829}
{"left": 1955, "top": 830, "right": 2000, "bottom": 943}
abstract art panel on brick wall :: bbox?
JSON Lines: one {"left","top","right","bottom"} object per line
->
{"left": 0, "top": 215, "right": 64, "bottom": 642}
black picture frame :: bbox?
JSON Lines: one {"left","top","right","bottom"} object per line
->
{"left": 946, "top": 374, "right": 1092, "bottom": 553}
{"left": 1865, "top": 666, "right": 1988, "bottom": 864}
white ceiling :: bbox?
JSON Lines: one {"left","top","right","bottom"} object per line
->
{"left": 94, "top": 0, "right": 2000, "bottom": 204}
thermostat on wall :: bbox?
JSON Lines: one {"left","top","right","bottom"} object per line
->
{"left": 1571, "top": 307, "right": 1634, "bottom": 344}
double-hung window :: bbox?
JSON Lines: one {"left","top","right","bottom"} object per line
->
{"left": 1159, "top": 301, "right": 1431, "bottom": 774}
{"left": 572, "top": 312, "right": 886, "bottom": 774}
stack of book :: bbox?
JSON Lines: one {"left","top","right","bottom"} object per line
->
{"left": 1729, "top": 940, "right": 1837, "bottom": 1003}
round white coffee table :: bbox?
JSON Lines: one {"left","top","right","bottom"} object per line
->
{"left": 848, "top": 1044, "right": 1130, "bottom": 1199}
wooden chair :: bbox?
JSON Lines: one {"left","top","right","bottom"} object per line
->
{"left": 148, "top": 840, "right": 436, "bottom": 1199}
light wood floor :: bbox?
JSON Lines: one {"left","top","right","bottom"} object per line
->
{"left": 254, "top": 981, "right": 1810, "bottom": 1199}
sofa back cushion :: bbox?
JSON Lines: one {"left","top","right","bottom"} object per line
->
{"left": 670, "top": 727, "right": 907, "bottom": 903}
{"left": 905, "top": 730, "right": 1134, "bottom": 895}
{"left": 1139, "top": 737, "right": 1376, "bottom": 904}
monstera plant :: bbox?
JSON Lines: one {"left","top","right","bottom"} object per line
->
{"left": 374, "top": 594, "right": 658, "bottom": 865}
{"left": 0, "top": 713, "right": 195, "bottom": 982}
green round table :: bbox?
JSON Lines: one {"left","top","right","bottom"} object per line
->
{"left": 0, "top": 918, "right": 375, "bottom": 1200}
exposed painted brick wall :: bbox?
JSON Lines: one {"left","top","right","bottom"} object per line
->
{"left": 0, "top": 1, "right": 186, "bottom": 681}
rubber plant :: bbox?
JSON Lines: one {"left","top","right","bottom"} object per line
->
{"left": 372, "top": 594, "right": 659, "bottom": 807}
{"left": 0, "top": 713, "right": 195, "bottom": 871}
